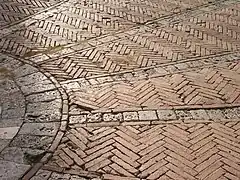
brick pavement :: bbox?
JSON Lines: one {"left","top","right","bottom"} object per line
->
{"left": 64, "top": 55, "right": 240, "bottom": 111}
{"left": 0, "top": 0, "right": 240, "bottom": 179}
{"left": 46, "top": 120, "right": 240, "bottom": 180}
{"left": 0, "top": 0, "right": 64, "bottom": 28}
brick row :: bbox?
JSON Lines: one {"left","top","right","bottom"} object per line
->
{"left": 67, "top": 64, "right": 240, "bottom": 110}
{"left": 1, "top": 0, "right": 234, "bottom": 58}
{"left": 33, "top": 2, "right": 240, "bottom": 80}
{"left": 47, "top": 121, "right": 240, "bottom": 179}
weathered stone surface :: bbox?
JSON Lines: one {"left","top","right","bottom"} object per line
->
{"left": 19, "top": 122, "right": 59, "bottom": 136}
{"left": 0, "top": 139, "right": 10, "bottom": 152}
{"left": 138, "top": 110, "right": 158, "bottom": 120}
{"left": 50, "top": 172, "right": 71, "bottom": 179}
{"left": 69, "top": 115, "right": 87, "bottom": 124}
{"left": 30, "top": 169, "right": 52, "bottom": 180}
{"left": 0, "top": 54, "right": 62, "bottom": 180}
{"left": 20, "top": 80, "right": 56, "bottom": 95}
{"left": 16, "top": 72, "right": 47, "bottom": 86}
{"left": 0, "top": 92, "right": 25, "bottom": 109}
{"left": 0, "top": 80, "right": 20, "bottom": 94}
{"left": 13, "top": 64, "right": 38, "bottom": 78}
{"left": 0, "top": 147, "right": 45, "bottom": 164}
{"left": 0, "top": 118, "right": 23, "bottom": 128}
{"left": 1, "top": 107, "right": 25, "bottom": 119}
{"left": 157, "top": 110, "right": 177, "bottom": 120}
{"left": 223, "top": 108, "right": 240, "bottom": 119}
{"left": 123, "top": 112, "right": 139, "bottom": 121}
{"left": 103, "top": 113, "right": 123, "bottom": 122}
{"left": 0, "top": 127, "right": 20, "bottom": 139}
{"left": 10, "top": 135, "right": 54, "bottom": 150}
{"left": 25, "top": 111, "right": 61, "bottom": 123}
{"left": 0, "top": 56, "right": 22, "bottom": 69}
{"left": 190, "top": 109, "right": 210, "bottom": 120}
{"left": 26, "top": 90, "right": 60, "bottom": 103}
{"left": 26, "top": 99, "right": 62, "bottom": 113}
{"left": 207, "top": 109, "right": 225, "bottom": 120}
{"left": 0, "top": 160, "right": 30, "bottom": 180}
{"left": 1, "top": 0, "right": 240, "bottom": 179}
{"left": 175, "top": 110, "right": 192, "bottom": 120}
{"left": 87, "top": 113, "right": 102, "bottom": 122}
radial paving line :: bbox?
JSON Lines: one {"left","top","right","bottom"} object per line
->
{"left": 0, "top": 53, "right": 69, "bottom": 180}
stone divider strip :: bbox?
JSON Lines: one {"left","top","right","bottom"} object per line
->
{"left": 69, "top": 118, "right": 240, "bottom": 128}
{"left": 68, "top": 106, "right": 240, "bottom": 125}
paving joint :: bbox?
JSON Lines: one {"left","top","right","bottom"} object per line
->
{"left": 1, "top": 0, "right": 240, "bottom": 179}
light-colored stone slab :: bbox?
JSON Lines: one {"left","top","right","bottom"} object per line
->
{"left": 0, "top": 127, "right": 20, "bottom": 139}
{"left": 157, "top": 110, "right": 177, "bottom": 120}
{"left": 0, "top": 160, "right": 30, "bottom": 180}
{"left": 138, "top": 111, "right": 158, "bottom": 120}
{"left": 19, "top": 123, "right": 59, "bottom": 136}
{"left": 0, "top": 139, "right": 10, "bottom": 152}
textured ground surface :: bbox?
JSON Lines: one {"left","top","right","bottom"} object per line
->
{"left": 0, "top": 0, "right": 240, "bottom": 179}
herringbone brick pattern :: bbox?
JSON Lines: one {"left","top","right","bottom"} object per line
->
{"left": 1, "top": 0, "right": 239, "bottom": 58}
{"left": 33, "top": 1, "right": 240, "bottom": 80}
{"left": 76, "top": 0, "right": 209, "bottom": 24}
{"left": 66, "top": 60, "right": 240, "bottom": 110}
{"left": 0, "top": 0, "right": 61, "bottom": 27}
{"left": 47, "top": 121, "right": 240, "bottom": 179}
{"left": 1, "top": 0, "right": 240, "bottom": 179}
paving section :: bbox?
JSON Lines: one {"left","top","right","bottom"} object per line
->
{"left": 0, "top": 53, "right": 67, "bottom": 180}
{"left": 0, "top": 0, "right": 240, "bottom": 179}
